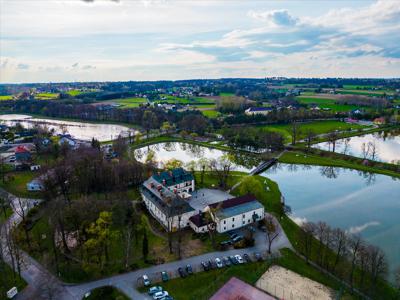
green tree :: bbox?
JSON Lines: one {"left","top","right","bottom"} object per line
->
{"left": 238, "top": 176, "right": 263, "bottom": 199}
{"left": 164, "top": 158, "right": 183, "bottom": 170}
{"left": 142, "top": 230, "right": 149, "bottom": 262}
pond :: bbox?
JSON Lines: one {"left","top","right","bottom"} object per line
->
{"left": 262, "top": 163, "right": 400, "bottom": 278}
{"left": 313, "top": 129, "right": 400, "bottom": 164}
{"left": 134, "top": 142, "right": 260, "bottom": 172}
{"left": 0, "top": 114, "right": 136, "bottom": 142}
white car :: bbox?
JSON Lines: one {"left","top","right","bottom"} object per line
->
{"left": 235, "top": 254, "right": 244, "bottom": 264}
{"left": 215, "top": 257, "right": 223, "bottom": 268}
{"left": 153, "top": 291, "right": 169, "bottom": 300}
{"left": 142, "top": 274, "right": 151, "bottom": 286}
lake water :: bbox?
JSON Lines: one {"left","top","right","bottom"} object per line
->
{"left": 313, "top": 130, "right": 400, "bottom": 164}
{"left": 0, "top": 114, "right": 136, "bottom": 142}
{"left": 262, "top": 163, "right": 400, "bottom": 277}
{"left": 134, "top": 142, "right": 258, "bottom": 172}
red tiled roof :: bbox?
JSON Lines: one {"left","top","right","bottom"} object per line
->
{"left": 15, "top": 146, "right": 29, "bottom": 153}
{"left": 209, "top": 194, "right": 257, "bottom": 210}
{"left": 209, "top": 277, "right": 275, "bottom": 300}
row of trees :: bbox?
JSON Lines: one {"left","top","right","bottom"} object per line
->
{"left": 299, "top": 221, "right": 394, "bottom": 297}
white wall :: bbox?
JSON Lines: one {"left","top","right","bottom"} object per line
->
{"left": 215, "top": 207, "right": 264, "bottom": 233}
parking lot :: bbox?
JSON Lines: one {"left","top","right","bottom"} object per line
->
{"left": 188, "top": 188, "right": 233, "bottom": 211}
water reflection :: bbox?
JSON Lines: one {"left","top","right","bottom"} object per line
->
{"left": 313, "top": 129, "right": 400, "bottom": 164}
{"left": 262, "top": 163, "right": 400, "bottom": 277}
{"left": 0, "top": 114, "right": 136, "bottom": 141}
{"left": 134, "top": 142, "right": 260, "bottom": 172}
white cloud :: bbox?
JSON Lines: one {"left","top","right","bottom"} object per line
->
{"left": 347, "top": 221, "right": 380, "bottom": 235}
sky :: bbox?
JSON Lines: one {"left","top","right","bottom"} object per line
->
{"left": 0, "top": 0, "right": 399, "bottom": 83}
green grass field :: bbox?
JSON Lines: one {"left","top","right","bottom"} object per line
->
{"left": 109, "top": 97, "right": 147, "bottom": 108}
{"left": 336, "top": 89, "right": 393, "bottom": 96}
{"left": 0, "top": 95, "right": 13, "bottom": 100}
{"left": 156, "top": 95, "right": 214, "bottom": 105}
{"left": 35, "top": 92, "right": 59, "bottom": 100}
{"left": 201, "top": 110, "right": 220, "bottom": 118}
{"left": 296, "top": 96, "right": 358, "bottom": 112}
{"left": 260, "top": 120, "right": 368, "bottom": 143}
{"left": 66, "top": 89, "right": 83, "bottom": 96}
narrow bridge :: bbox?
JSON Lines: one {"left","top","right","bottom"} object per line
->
{"left": 250, "top": 158, "right": 278, "bottom": 175}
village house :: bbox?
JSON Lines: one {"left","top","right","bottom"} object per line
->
{"left": 14, "top": 145, "right": 31, "bottom": 162}
{"left": 58, "top": 134, "right": 77, "bottom": 148}
{"left": 141, "top": 168, "right": 265, "bottom": 233}
{"left": 244, "top": 107, "right": 273, "bottom": 116}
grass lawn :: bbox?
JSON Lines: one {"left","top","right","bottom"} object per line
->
{"left": 0, "top": 206, "right": 13, "bottom": 223}
{"left": 0, "top": 95, "right": 13, "bottom": 100}
{"left": 201, "top": 110, "right": 220, "bottom": 118}
{"left": 152, "top": 248, "right": 352, "bottom": 300}
{"left": 111, "top": 97, "right": 147, "bottom": 108}
{"left": 35, "top": 92, "right": 59, "bottom": 99}
{"left": 259, "top": 120, "right": 368, "bottom": 143}
{"left": 279, "top": 150, "right": 400, "bottom": 178}
{"left": 296, "top": 96, "right": 358, "bottom": 112}
{"left": 156, "top": 95, "right": 214, "bottom": 105}
{"left": 85, "top": 286, "right": 129, "bottom": 300}
{"left": 0, "top": 263, "right": 27, "bottom": 299}
{"left": 66, "top": 89, "right": 83, "bottom": 96}
{"left": 0, "top": 171, "right": 42, "bottom": 198}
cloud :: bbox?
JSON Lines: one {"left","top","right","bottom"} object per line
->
{"left": 248, "top": 9, "right": 298, "bottom": 27}
{"left": 72, "top": 62, "right": 79, "bottom": 68}
{"left": 347, "top": 221, "right": 380, "bottom": 235}
{"left": 17, "top": 63, "right": 30, "bottom": 70}
{"left": 82, "top": 64, "right": 96, "bottom": 70}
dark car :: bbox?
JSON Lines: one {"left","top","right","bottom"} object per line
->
{"left": 232, "top": 235, "right": 243, "bottom": 243}
{"left": 161, "top": 271, "right": 169, "bottom": 282}
{"left": 229, "top": 255, "right": 238, "bottom": 265}
{"left": 161, "top": 296, "right": 174, "bottom": 300}
{"left": 223, "top": 256, "right": 231, "bottom": 267}
{"left": 178, "top": 267, "right": 186, "bottom": 278}
{"left": 208, "top": 260, "right": 215, "bottom": 269}
{"left": 220, "top": 240, "right": 232, "bottom": 246}
{"left": 229, "top": 232, "right": 239, "bottom": 239}
{"left": 186, "top": 264, "right": 193, "bottom": 275}
{"left": 201, "top": 261, "right": 210, "bottom": 271}
{"left": 243, "top": 253, "right": 251, "bottom": 263}
{"left": 254, "top": 252, "right": 262, "bottom": 261}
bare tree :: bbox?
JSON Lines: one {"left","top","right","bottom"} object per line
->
{"left": 305, "top": 129, "right": 316, "bottom": 149}
{"left": 342, "top": 138, "right": 351, "bottom": 155}
{"left": 291, "top": 120, "right": 300, "bottom": 145}
{"left": 299, "top": 222, "right": 316, "bottom": 264}
{"left": 315, "top": 221, "right": 329, "bottom": 266}
{"left": 327, "top": 132, "right": 339, "bottom": 153}
{"left": 367, "top": 141, "right": 378, "bottom": 161}
{"left": 348, "top": 234, "right": 363, "bottom": 288}
{"left": 331, "top": 228, "right": 347, "bottom": 273}
{"left": 368, "top": 245, "right": 388, "bottom": 294}
{"left": 357, "top": 244, "right": 371, "bottom": 289}
{"left": 9, "top": 197, "right": 31, "bottom": 250}
{"left": 208, "top": 154, "right": 233, "bottom": 189}
{"left": 361, "top": 142, "right": 369, "bottom": 160}
{"left": 265, "top": 215, "right": 280, "bottom": 254}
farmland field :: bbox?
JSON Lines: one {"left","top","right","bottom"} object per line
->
{"left": 66, "top": 89, "right": 83, "bottom": 96}
{"left": 0, "top": 95, "right": 13, "bottom": 100}
{"left": 35, "top": 92, "right": 59, "bottom": 99}
{"left": 201, "top": 110, "right": 220, "bottom": 118}
{"left": 296, "top": 96, "right": 358, "bottom": 112}
{"left": 156, "top": 94, "right": 214, "bottom": 104}
{"left": 107, "top": 97, "right": 147, "bottom": 108}
{"left": 260, "top": 120, "right": 368, "bottom": 143}
{"left": 336, "top": 89, "right": 393, "bottom": 96}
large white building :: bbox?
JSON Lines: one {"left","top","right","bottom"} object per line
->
{"left": 141, "top": 168, "right": 265, "bottom": 233}
{"left": 189, "top": 194, "right": 265, "bottom": 233}
{"left": 245, "top": 107, "right": 273, "bottom": 116}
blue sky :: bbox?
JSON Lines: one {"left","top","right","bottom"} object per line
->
{"left": 0, "top": 0, "right": 399, "bottom": 83}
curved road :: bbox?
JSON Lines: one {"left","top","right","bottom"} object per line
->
{"left": 1, "top": 189, "right": 291, "bottom": 300}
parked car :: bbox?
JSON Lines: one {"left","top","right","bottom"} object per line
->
{"left": 142, "top": 275, "right": 151, "bottom": 286}
{"left": 223, "top": 256, "right": 231, "bottom": 267}
{"left": 148, "top": 286, "right": 163, "bottom": 295}
{"left": 254, "top": 252, "right": 262, "bottom": 261}
{"left": 208, "top": 260, "right": 215, "bottom": 269}
{"left": 201, "top": 261, "right": 210, "bottom": 271}
{"left": 229, "top": 232, "right": 239, "bottom": 239}
{"left": 243, "top": 253, "right": 251, "bottom": 263}
{"left": 161, "top": 296, "right": 174, "bottom": 300}
{"left": 178, "top": 267, "right": 186, "bottom": 278}
{"left": 220, "top": 240, "right": 231, "bottom": 246}
{"left": 235, "top": 254, "right": 244, "bottom": 264}
{"left": 186, "top": 264, "right": 193, "bottom": 275}
{"left": 153, "top": 291, "right": 169, "bottom": 300}
{"left": 215, "top": 257, "right": 223, "bottom": 268}
{"left": 232, "top": 235, "right": 243, "bottom": 243}
{"left": 229, "top": 255, "right": 238, "bottom": 265}
{"left": 161, "top": 271, "right": 169, "bottom": 282}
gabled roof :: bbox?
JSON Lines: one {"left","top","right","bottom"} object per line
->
{"left": 209, "top": 194, "right": 257, "bottom": 210}
{"left": 152, "top": 168, "right": 193, "bottom": 186}
{"left": 15, "top": 146, "right": 30, "bottom": 153}
{"left": 247, "top": 107, "right": 273, "bottom": 112}
{"left": 189, "top": 212, "right": 212, "bottom": 228}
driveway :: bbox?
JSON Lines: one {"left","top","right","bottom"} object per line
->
{"left": 1, "top": 188, "right": 291, "bottom": 300}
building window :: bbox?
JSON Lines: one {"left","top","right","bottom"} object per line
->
{"left": 224, "top": 227, "right": 226, "bottom": 230}
{"left": 242, "top": 221, "right": 245, "bottom": 225}
{"left": 248, "top": 219, "right": 251, "bottom": 223}
{"left": 232, "top": 224, "right": 235, "bottom": 228}
{"left": 232, "top": 217, "right": 235, "bottom": 221}
{"left": 242, "top": 214, "right": 245, "bottom": 218}
{"left": 223, "top": 220, "right": 226, "bottom": 224}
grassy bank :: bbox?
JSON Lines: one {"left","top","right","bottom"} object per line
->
{"left": 0, "top": 263, "right": 27, "bottom": 299}
{"left": 0, "top": 171, "right": 43, "bottom": 198}
{"left": 280, "top": 150, "right": 400, "bottom": 178}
